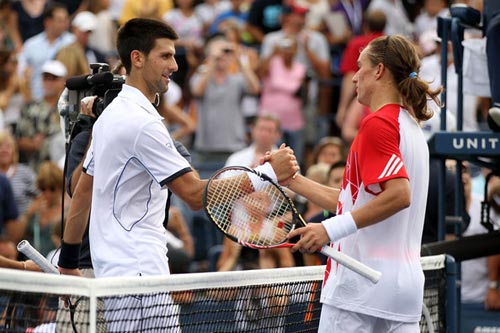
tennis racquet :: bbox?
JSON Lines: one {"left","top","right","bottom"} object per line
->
{"left": 203, "top": 166, "right": 382, "bottom": 284}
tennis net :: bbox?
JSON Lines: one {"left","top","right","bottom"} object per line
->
{"left": 0, "top": 254, "right": 455, "bottom": 332}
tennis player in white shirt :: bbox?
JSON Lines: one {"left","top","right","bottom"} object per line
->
{"left": 58, "top": 18, "right": 299, "bottom": 332}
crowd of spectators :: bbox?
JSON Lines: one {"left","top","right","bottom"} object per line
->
{"left": 0, "top": 0, "right": 499, "bottom": 318}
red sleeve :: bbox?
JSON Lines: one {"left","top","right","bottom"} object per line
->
{"left": 357, "top": 114, "right": 408, "bottom": 195}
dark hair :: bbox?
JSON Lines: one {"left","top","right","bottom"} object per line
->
{"left": 329, "top": 160, "right": 346, "bottom": 175}
{"left": 365, "top": 10, "right": 386, "bottom": 33}
{"left": 366, "top": 35, "right": 442, "bottom": 122}
{"left": 117, "top": 18, "right": 178, "bottom": 74}
{"left": 0, "top": 0, "right": 11, "bottom": 10}
{"left": 42, "top": 2, "right": 68, "bottom": 21}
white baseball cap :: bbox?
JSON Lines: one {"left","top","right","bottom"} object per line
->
{"left": 72, "top": 11, "right": 97, "bottom": 32}
{"left": 41, "top": 60, "right": 67, "bottom": 77}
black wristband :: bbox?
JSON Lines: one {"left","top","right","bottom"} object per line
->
{"left": 58, "top": 240, "right": 81, "bottom": 269}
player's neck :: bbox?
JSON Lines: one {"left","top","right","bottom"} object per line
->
{"left": 126, "top": 76, "right": 156, "bottom": 104}
{"left": 370, "top": 88, "right": 401, "bottom": 112}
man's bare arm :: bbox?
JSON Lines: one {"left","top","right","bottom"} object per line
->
{"left": 58, "top": 172, "right": 93, "bottom": 276}
{"left": 63, "top": 172, "right": 93, "bottom": 244}
{"left": 287, "top": 174, "right": 340, "bottom": 212}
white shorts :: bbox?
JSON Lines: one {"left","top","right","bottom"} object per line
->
{"left": 104, "top": 294, "right": 181, "bottom": 332}
{"left": 318, "top": 303, "right": 420, "bottom": 333}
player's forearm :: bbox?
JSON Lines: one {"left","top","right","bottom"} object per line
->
{"left": 288, "top": 174, "right": 339, "bottom": 212}
{"left": 63, "top": 206, "right": 90, "bottom": 244}
{"left": 351, "top": 178, "right": 411, "bottom": 229}
{"left": 69, "top": 163, "right": 84, "bottom": 196}
{"left": 169, "top": 172, "right": 206, "bottom": 211}
{"left": 59, "top": 179, "right": 92, "bottom": 270}
{"left": 63, "top": 175, "right": 93, "bottom": 244}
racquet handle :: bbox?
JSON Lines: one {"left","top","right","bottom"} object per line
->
{"left": 319, "top": 245, "right": 382, "bottom": 284}
{"left": 17, "top": 240, "right": 60, "bottom": 274}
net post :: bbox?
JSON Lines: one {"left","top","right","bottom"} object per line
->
{"left": 445, "top": 255, "right": 458, "bottom": 333}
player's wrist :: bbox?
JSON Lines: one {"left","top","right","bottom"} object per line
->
{"left": 250, "top": 162, "right": 278, "bottom": 190}
{"left": 254, "top": 162, "right": 277, "bottom": 181}
{"left": 321, "top": 212, "right": 358, "bottom": 243}
{"left": 58, "top": 240, "right": 81, "bottom": 269}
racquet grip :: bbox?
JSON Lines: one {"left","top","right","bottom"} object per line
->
{"left": 319, "top": 245, "right": 381, "bottom": 284}
{"left": 17, "top": 240, "right": 60, "bottom": 274}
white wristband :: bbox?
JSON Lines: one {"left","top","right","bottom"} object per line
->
{"left": 249, "top": 162, "right": 278, "bottom": 191}
{"left": 321, "top": 212, "right": 358, "bottom": 242}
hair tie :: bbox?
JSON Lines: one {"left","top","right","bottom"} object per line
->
{"left": 409, "top": 72, "right": 417, "bottom": 79}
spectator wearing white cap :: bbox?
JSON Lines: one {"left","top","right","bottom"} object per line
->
{"left": 56, "top": 11, "right": 107, "bottom": 77}
{"left": 15, "top": 60, "right": 67, "bottom": 171}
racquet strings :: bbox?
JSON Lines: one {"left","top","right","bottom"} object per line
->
{"left": 206, "top": 168, "right": 295, "bottom": 246}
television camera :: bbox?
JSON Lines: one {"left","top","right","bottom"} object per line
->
{"left": 58, "top": 63, "right": 125, "bottom": 142}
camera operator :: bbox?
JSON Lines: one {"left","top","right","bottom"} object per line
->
{"left": 55, "top": 95, "right": 103, "bottom": 333}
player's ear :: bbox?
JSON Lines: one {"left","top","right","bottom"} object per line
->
{"left": 130, "top": 50, "right": 144, "bottom": 69}
{"left": 375, "top": 63, "right": 385, "bottom": 80}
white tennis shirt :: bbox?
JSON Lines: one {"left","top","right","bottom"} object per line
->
{"left": 83, "top": 84, "right": 192, "bottom": 278}
{"left": 321, "top": 104, "right": 429, "bottom": 322}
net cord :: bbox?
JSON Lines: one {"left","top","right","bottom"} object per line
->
{"left": 0, "top": 266, "right": 325, "bottom": 297}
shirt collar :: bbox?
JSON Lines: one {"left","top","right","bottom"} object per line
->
{"left": 118, "top": 84, "right": 162, "bottom": 119}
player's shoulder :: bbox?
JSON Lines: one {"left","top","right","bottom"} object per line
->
{"left": 363, "top": 104, "right": 401, "bottom": 125}
{"left": 359, "top": 105, "right": 404, "bottom": 139}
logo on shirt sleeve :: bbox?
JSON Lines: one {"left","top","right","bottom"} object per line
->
{"left": 377, "top": 154, "right": 404, "bottom": 179}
